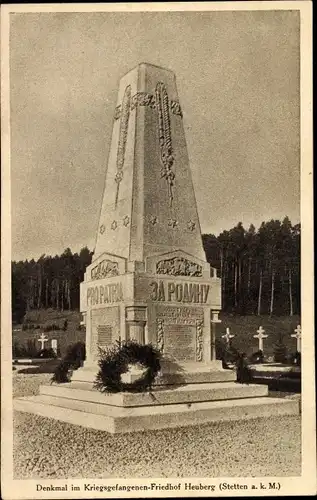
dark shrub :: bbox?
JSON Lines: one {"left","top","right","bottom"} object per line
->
{"left": 215, "top": 339, "right": 226, "bottom": 360}
{"left": 37, "top": 348, "right": 57, "bottom": 359}
{"left": 25, "top": 339, "right": 38, "bottom": 357}
{"left": 51, "top": 342, "right": 86, "bottom": 384}
{"left": 273, "top": 332, "right": 288, "bottom": 363}
{"left": 216, "top": 339, "right": 240, "bottom": 368}
{"left": 12, "top": 340, "right": 25, "bottom": 358}
{"left": 290, "top": 351, "right": 301, "bottom": 367}
{"left": 13, "top": 339, "right": 50, "bottom": 359}
{"left": 65, "top": 341, "right": 86, "bottom": 369}
{"left": 249, "top": 350, "right": 264, "bottom": 364}
{"left": 236, "top": 352, "right": 253, "bottom": 384}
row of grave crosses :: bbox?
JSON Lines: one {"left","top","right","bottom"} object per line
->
{"left": 38, "top": 326, "right": 302, "bottom": 356}
{"left": 38, "top": 333, "right": 58, "bottom": 354}
{"left": 221, "top": 325, "right": 302, "bottom": 353}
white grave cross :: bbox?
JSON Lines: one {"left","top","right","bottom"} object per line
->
{"left": 291, "top": 325, "right": 301, "bottom": 352}
{"left": 222, "top": 327, "right": 235, "bottom": 344}
{"left": 253, "top": 326, "right": 268, "bottom": 351}
{"left": 38, "top": 333, "right": 48, "bottom": 350}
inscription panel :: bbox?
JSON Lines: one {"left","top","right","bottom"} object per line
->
{"left": 164, "top": 324, "right": 196, "bottom": 362}
{"left": 97, "top": 325, "right": 112, "bottom": 347}
{"left": 156, "top": 305, "right": 204, "bottom": 325}
{"left": 91, "top": 307, "right": 120, "bottom": 360}
{"left": 155, "top": 305, "right": 204, "bottom": 361}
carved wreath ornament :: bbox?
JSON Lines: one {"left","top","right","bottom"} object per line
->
{"left": 156, "top": 256, "right": 203, "bottom": 277}
{"left": 91, "top": 259, "right": 119, "bottom": 280}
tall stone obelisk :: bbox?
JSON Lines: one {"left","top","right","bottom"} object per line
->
{"left": 80, "top": 63, "right": 222, "bottom": 367}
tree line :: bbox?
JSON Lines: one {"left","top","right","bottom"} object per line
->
{"left": 202, "top": 217, "right": 300, "bottom": 316}
{"left": 12, "top": 217, "right": 300, "bottom": 322}
{"left": 12, "top": 247, "right": 93, "bottom": 322}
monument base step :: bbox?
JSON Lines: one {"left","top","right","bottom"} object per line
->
{"left": 14, "top": 394, "right": 299, "bottom": 434}
{"left": 71, "top": 361, "right": 236, "bottom": 385}
{"left": 39, "top": 381, "right": 268, "bottom": 407}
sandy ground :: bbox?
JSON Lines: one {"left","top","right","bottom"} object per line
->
{"left": 13, "top": 372, "right": 301, "bottom": 479}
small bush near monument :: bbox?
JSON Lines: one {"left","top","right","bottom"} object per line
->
{"left": 273, "top": 332, "right": 288, "bottom": 363}
{"left": 236, "top": 353, "right": 253, "bottom": 384}
{"left": 51, "top": 341, "right": 86, "bottom": 384}
{"left": 216, "top": 339, "right": 241, "bottom": 368}
{"left": 64, "top": 341, "right": 86, "bottom": 369}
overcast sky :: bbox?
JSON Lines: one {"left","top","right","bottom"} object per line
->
{"left": 10, "top": 10, "right": 300, "bottom": 261}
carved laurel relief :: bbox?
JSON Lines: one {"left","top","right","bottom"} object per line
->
{"left": 113, "top": 82, "right": 183, "bottom": 208}
{"left": 114, "top": 85, "right": 131, "bottom": 208}
{"left": 114, "top": 105, "right": 121, "bottom": 120}
{"left": 196, "top": 320, "right": 204, "bottom": 361}
{"left": 156, "top": 319, "right": 165, "bottom": 352}
{"left": 156, "top": 257, "right": 203, "bottom": 277}
{"left": 131, "top": 92, "right": 156, "bottom": 110}
{"left": 156, "top": 82, "right": 175, "bottom": 207}
{"left": 114, "top": 94, "right": 183, "bottom": 119}
{"left": 170, "top": 100, "right": 183, "bottom": 118}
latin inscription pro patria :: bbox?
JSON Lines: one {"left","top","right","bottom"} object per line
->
{"left": 87, "top": 283, "right": 124, "bottom": 306}
{"left": 150, "top": 280, "right": 210, "bottom": 304}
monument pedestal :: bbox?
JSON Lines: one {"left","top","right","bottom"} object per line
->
{"left": 14, "top": 373, "right": 299, "bottom": 434}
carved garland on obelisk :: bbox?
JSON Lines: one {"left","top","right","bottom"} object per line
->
{"left": 155, "top": 82, "right": 175, "bottom": 208}
{"left": 156, "top": 319, "right": 165, "bottom": 352}
{"left": 196, "top": 320, "right": 204, "bottom": 361}
{"left": 114, "top": 85, "right": 131, "bottom": 208}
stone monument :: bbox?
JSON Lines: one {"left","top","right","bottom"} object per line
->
{"left": 79, "top": 62, "right": 221, "bottom": 373}
{"left": 14, "top": 63, "right": 299, "bottom": 432}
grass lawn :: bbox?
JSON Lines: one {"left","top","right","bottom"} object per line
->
{"left": 217, "top": 313, "right": 301, "bottom": 357}
{"left": 13, "top": 372, "right": 301, "bottom": 479}
{"left": 13, "top": 309, "right": 85, "bottom": 358}
{"left": 13, "top": 310, "right": 300, "bottom": 360}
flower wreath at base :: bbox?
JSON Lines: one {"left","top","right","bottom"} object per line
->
{"left": 94, "top": 340, "right": 162, "bottom": 393}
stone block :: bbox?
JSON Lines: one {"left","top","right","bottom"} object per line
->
{"left": 14, "top": 395, "right": 299, "bottom": 434}
{"left": 39, "top": 381, "right": 268, "bottom": 407}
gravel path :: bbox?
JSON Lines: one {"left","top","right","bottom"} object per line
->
{"left": 13, "top": 373, "right": 301, "bottom": 479}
